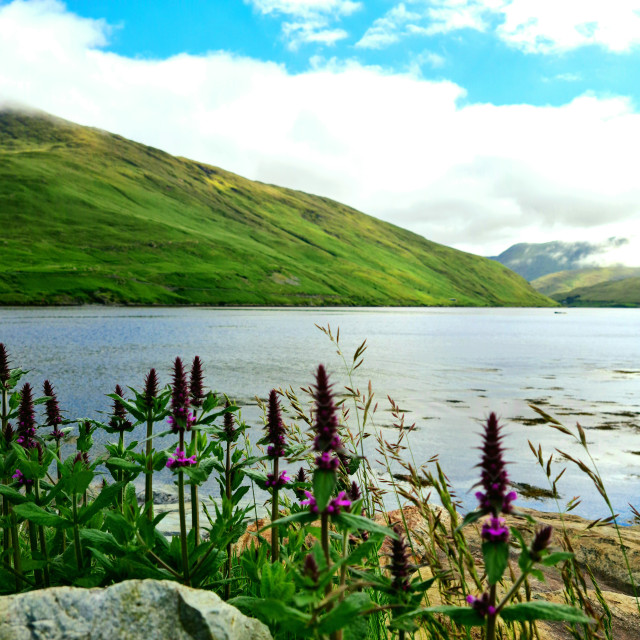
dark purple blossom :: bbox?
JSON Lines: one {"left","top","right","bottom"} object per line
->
{"left": 12, "top": 469, "right": 34, "bottom": 488}
{"left": 169, "top": 358, "right": 194, "bottom": 433}
{"left": 466, "top": 593, "right": 496, "bottom": 617}
{"left": 223, "top": 401, "right": 236, "bottom": 438}
{"left": 17, "top": 383, "right": 37, "bottom": 449}
{"left": 349, "top": 481, "right": 361, "bottom": 501}
{"left": 303, "top": 553, "right": 319, "bottom": 583}
{"left": 189, "top": 356, "right": 205, "bottom": 408}
{"left": 109, "top": 385, "right": 133, "bottom": 432}
{"left": 474, "top": 413, "right": 516, "bottom": 516}
{"left": 43, "top": 380, "right": 64, "bottom": 441}
{"left": 312, "top": 365, "right": 342, "bottom": 461}
{"left": 144, "top": 368, "right": 159, "bottom": 407}
{"left": 265, "top": 389, "right": 286, "bottom": 458}
{"left": 73, "top": 451, "right": 90, "bottom": 469}
{"left": 166, "top": 447, "right": 197, "bottom": 469}
{"left": 481, "top": 516, "right": 510, "bottom": 544}
{"left": 0, "top": 343, "right": 10, "bottom": 387}
{"left": 265, "top": 470, "right": 291, "bottom": 489}
{"left": 388, "top": 523, "right": 414, "bottom": 592}
{"left": 530, "top": 525, "right": 554, "bottom": 561}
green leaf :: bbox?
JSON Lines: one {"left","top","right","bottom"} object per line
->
{"left": 541, "top": 552, "right": 573, "bottom": 566}
{"left": 106, "top": 458, "right": 143, "bottom": 473}
{"left": 79, "top": 481, "right": 125, "bottom": 524}
{"left": 14, "top": 502, "right": 72, "bottom": 529}
{"left": 313, "top": 469, "right": 337, "bottom": 512}
{"left": 455, "top": 509, "right": 484, "bottom": 532}
{"left": 0, "top": 484, "right": 31, "bottom": 504}
{"left": 80, "top": 529, "right": 123, "bottom": 555}
{"left": 500, "top": 602, "right": 593, "bottom": 624}
{"left": 482, "top": 541, "right": 509, "bottom": 585}
{"left": 334, "top": 512, "right": 397, "bottom": 538}
{"left": 318, "top": 592, "right": 373, "bottom": 634}
{"left": 67, "top": 469, "right": 94, "bottom": 495}
{"left": 229, "top": 596, "right": 311, "bottom": 627}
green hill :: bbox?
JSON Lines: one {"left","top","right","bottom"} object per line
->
{"left": 552, "top": 276, "right": 640, "bottom": 307}
{"left": 531, "top": 266, "right": 640, "bottom": 297}
{"left": 0, "top": 109, "right": 554, "bottom": 307}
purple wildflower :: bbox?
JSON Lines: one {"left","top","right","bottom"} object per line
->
{"left": 316, "top": 450, "right": 340, "bottom": 471}
{"left": 17, "top": 383, "right": 37, "bottom": 449}
{"left": 0, "top": 343, "right": 10, "bottom": 387}
{"left": 166, "top": 447, "right": 197, "bottom": 469}
{"left": 475, "top": 413, "right": 516, "bottom": 516}
{"left": 349, "top": 481, "right": 361, "bottom": 501}
{"left": 481, "top": 516, "right": 510, "bottom": 544}
{"left": 109, "top": 385, "right": 133, "bottom": 432}
{"left": 326, "top": 491, "right": 351, "bottom": 515}
{"left": 223, "top": 401, "right": 236, "bottom": 437}
{"left": 43, "top": 380, "right": 64, "bottom": 441}
{"left": 169, "top": 358, "right": 195, "bottom": 433}
{"left": 12, "top": 469, "right": 34, "bottom": 488}
{"left": 265, "top": 389, "right": 286, "bottom": 458}
{"left": 312, "top": 365, "right": 342, "bottom": 462}
{"left": 3, "top": 423, "right": 14, "bottom": 445}
{"left": 189, "top": 356, "right": 205, "bottom": 408}
{"left": 301, "top": 490, "right": 319, "bottom": 514}
{"left": 388, "top": 523, "right": 414, "bottom": 592}
{"left": 293, "top": 467, "right": 307, "bottom": 501}
{"left": 265, "top": 470, "right": 291, "bottom": 489}
{"left": 144, "top": 368, "right": 159, "bottom": 407}
{"left": 530, "top": 525, "right": 554, "bottom": 561}
{"left": 303, "top": 553, "right": 319, "bottom": 583}
{"left": 73, "top": 451, "right": 90, "bottom": 469}
{"left": 466, "top": 593, "right": 496, "bottom": 617}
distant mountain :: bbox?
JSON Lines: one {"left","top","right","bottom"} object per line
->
{"left": 491, "top": 240, "right": 629, "bottom": 281}
{"left": 0, "top": 108, "right": 553, "bottom": 307}
{"left": 552, "top": 276, "right": 640, "bottom": 307}
{"left": 531, "top": 266, "right": 640, "bottom": 297}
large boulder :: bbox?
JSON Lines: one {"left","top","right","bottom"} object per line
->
{"left": 0, "top": 579, "right": 272, "bottom": 640}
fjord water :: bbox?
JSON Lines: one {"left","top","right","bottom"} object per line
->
{"left": 2, "top": 306, "right": 639, "bottom": 519}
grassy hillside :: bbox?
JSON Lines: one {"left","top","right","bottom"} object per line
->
{"left": 531, "top": 266, "right": 640, "bottom": 297}
{"left": 552, "top": 276, "right": 640, "bottom": 307}
{"left": 0, "top": 109, "right": 554, "bottom": 307}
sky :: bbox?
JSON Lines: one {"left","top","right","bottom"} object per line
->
{"left": 1, "top": 0, "right": 640, "bottom": 261}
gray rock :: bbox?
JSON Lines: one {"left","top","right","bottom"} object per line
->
{"left": 0, "top": 579, "right": 272, "bottom": 640}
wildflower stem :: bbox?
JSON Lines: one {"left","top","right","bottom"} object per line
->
{"left": 486, "top": 584, "right": 497, "bottom": 640}
{"left": 1, "top": 388, "right": 9, "bottom": 558}
{"left": 495, "top": 568, "right": 529, "bottom": 614}
{"left": 145, "top": 414, "right": 154, "bottom": 521}
{"left": 72, "top": 490, "right": 83, "bottom": 571}
{"left": 9, "top": 510, "right": 22, "bottom": 591}
{"left": 190, "top": 427, "right": 200, "bottom": 544}
{"left": 25, "top": 485, "right": 42, "bottom": 587}
{"left": 118, "top": 430, "right": 124, "bottom": 513}
{"left": 321, "top": 511, "right": 331, "bottom": 577}
{"left": 225, "top": 437, "right": 232, "bottom": 599}
{"left": 178, "top": 468, "right": 191, "bottom": 586}
{"left": 271, "top": 456, "right": 279, "bottom": 563}
{"left": 34, "top": 480, "right": 50, "bottom": 587}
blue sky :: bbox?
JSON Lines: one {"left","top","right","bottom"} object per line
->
{"left": 2, "top": 0, "right": 640, "bottom": 260}
{"left": 60, "top": 0, "right": 640, "bottom": 108}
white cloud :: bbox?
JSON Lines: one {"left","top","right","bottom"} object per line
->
{"left": 247, "top": 0, "right": 360, "bottom": 48}
{"left": 248, "top": 0, "right": 361, "bottom": 18}
{"left": 357, "top": 1, "right": 640, "bottom": 55}
{"left": 2, "top": 0, "right": 640, "bottom": 258}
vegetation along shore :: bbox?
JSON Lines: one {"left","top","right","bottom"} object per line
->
{"left": 0, "top": 332, "right": 638, "bottom": 639}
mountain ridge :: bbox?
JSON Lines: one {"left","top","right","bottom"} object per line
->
{"left": 0, "top": 108, "right": 553, "bottom": 307}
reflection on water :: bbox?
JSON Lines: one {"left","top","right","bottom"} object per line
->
{"left": 1, "top": 306, "right": 639, "bottom": 519}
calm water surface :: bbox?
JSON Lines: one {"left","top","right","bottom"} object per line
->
{"left": 1, "top": 306, "right": 639, "bottom": 519}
